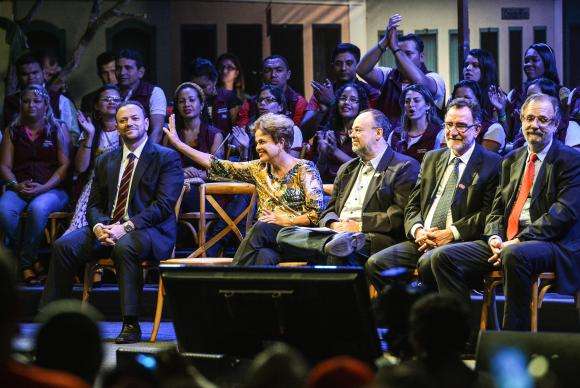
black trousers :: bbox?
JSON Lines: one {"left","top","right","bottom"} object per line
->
{"left": 232, "top": 221, "right": 284, "bottom": 266}
{"left": 41, "top": 226, "right": 154, "bottom": 317}
{"left": 428, "top": 240, "right": 557, "bottom": 331}
{"left": 365, "top": 240, "right": 439, "bottom": 291}
{"left": 276, "top": 226, "right": 370, "bottom": 266}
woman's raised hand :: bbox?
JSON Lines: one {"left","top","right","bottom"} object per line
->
{"left": 77, "top": 111, "right": 95, "bottom": 137}
{"left": 162, "top": 114, "right": 181, "bottom": 146}
{"left": 231, "top": 125, "right": 250, "bottom": 149}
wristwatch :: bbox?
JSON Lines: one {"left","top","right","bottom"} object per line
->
{"left": 123, "top": 221, "right": 135, "bottom": 233}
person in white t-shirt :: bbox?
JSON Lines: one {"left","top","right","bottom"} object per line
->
{"left": 356, "top": 14, "right": 446, "bottom": 127}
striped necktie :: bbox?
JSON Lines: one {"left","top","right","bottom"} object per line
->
{"left": 112, "top": 153, "right": 136, "bottom": 223}
{"left": 430, "top": 157, "right": 461, "bottom": 229}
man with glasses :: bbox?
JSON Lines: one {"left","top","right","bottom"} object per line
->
{"left": 423, "top": 93, "right": 580, "bottom": 330}
{"left": 365, "top": 98, "right": 501, "bottom": 292}
{"left": 276, "top": 109, "right": 419, "bottom": 266}
{"left": 236, "top": 55, "right": 307, "bottom": 128}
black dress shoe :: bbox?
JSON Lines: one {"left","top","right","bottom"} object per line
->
{"left": 115, "top": 323, "right": 142, "bottom": 344}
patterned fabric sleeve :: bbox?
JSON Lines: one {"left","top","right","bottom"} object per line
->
{"left": 298, "top": 160, "right": 324, "bottom": 224}
{"left": 208, "top": 156, "right": 257, "bottom": 184}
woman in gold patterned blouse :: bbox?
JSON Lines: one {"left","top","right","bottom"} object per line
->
{"left": 164, "top": 112, "right": 324, "bottom": 265}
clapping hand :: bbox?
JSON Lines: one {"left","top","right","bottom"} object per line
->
{"left": 231, "top": 126, "right": 250, "bottom": 149}
{"left": 77, "top": 111, "right": 96, "bottom": 138}
{"left": 381, "top": 14, "right": 403, "bottom": 51}
{"left": 311, "top": 79, "right": 335, "bottom": 108}
{"left": 488, "top": 85, "right": 508, "bottom": 113}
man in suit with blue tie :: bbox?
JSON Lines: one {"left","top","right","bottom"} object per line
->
{"left": 42, "top": 101, "right": 183, "bottom": 343}
{"left": 426, "top": 93, "right": 580, "bottom": 330}
{"left": 365, "top": 98, "right": 502, "bottom": 292}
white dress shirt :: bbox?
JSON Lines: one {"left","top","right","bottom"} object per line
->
{"left": 339, "top": 147, "right": 387, "bottom": 222}
{"left": 411, "top": 142, "right": 477, "bottom": 240}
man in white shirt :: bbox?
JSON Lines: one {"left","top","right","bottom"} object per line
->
{"left": 117, "top": 49, "right": 167, "bottom": 143}
{"left": 276, "top": 109, "right": 420, "bottom": 265}
{"left": 365, "top": 98, "right": 501, "bottom": 291}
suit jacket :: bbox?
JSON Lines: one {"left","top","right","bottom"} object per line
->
{"left": 87, "top": 139, "right": 184, "bottom": 260}
{"left": 484, "top": 140, "right": 580, "bottom": 293}
{"left": 404, "top": 143, "right": 502, "bottom": 241}
{"left": 319, "top": 146, "right": 420, "bottom": 254}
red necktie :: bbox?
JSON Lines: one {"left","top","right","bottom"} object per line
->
{"left": 506, "top": 153, "right": 538, "bottom": 240}
{"left": 112, "top": 153, "right": 136, "bottom": 223}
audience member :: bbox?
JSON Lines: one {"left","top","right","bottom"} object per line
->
{"left": 506, "top": 43, "right": 563, "bottom": 139}
{"left": 80, "top": 51, "right": 118, "bottom": 116}
{"left": 365, "top": 98, "right": 501, "bottom": 292}
{"left": 428, "top": 93, "right": 580, "bottom": 331}
{"left": 3, "top": 53, "right": 80, "bottom": 142}
{"left": 377, "top": 294, "right": 494, "bottom": 388}
{"left": 357, "top": 14, "right": 445, "bottom": 127}
{"left": 311, "top": 82, "right": 368, "bottom": 183}
{"left": 163, "top": 82, "right": 224, "bottom": 211}
{"left": 237, "top": 55, "right": 307, "bottom": 127}
{"left": 277, "top": 109, "right": 419, "bottom": 265}
{"left": 39, "top": 51, "right": 65, "bottom": 94}
{"left": 301, "top": 43, "right": 379, "bottom": 137}
{"left": 243, "top": 343, "right": 308, "bottom": 388}
{"left": 307, "top": 356, "right": 374, "bottom": 388}
{"left": 164, "top": 112, "right": 323, "bottom": 266}
{"left": 35, "top": 300, "right": 103, "bottom": 385}
{"left": 41, "top": 100, "right": 183, "bottom": 344}
{"left": 117, "top": 49, "right": 167, "bottom": 143}
{"left": 0, "top": 250, "right": 89, "bottom": 388}
{"left": 0, "top": 85, "right": 71, "bottom": 284}
{"left": 232, "top": 85, "right": 304, "bottom": 159}
{"left": 215, "top": 53, "right": 245, "bottom": 132}
{"left": 451, "top": 80, "right": 506, "bottom": 152}
{"left": 65, "top": 85, "right": 122, "bottom": 234}
{"left": 391, "top": 84, "right": 442, "bottom": 162}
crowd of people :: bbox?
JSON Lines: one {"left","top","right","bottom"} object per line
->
{"left": 0, "top": 11, "right": 579, "bottom": 382}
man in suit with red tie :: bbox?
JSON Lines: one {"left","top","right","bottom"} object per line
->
{"left": 365, "top": 98, "right": 501, "bottom": 291}
{"left": 41, "top": 101, "right": 183, "bottom": 343}
{"left": 427, "top": 93, "right": 580, "bottom": 330}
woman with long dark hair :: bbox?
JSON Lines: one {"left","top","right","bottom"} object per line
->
{"left": 214, "top": 53, "right": 245, "bottom": 133}
{"left": 312, "top": 82, "right": 369, "bottom": 183}
{"left": 391, "top": 84, "right": 442, "bottom": 162}
{"left": 0, "top": 85, "right": 70, "bottom": 283}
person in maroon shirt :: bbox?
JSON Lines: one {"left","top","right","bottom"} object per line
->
{"left": 309, "top": 82, "right": 369, "bottom": 183}
{"left": 301, "top": 43, "right": 379, "bottom": 139}
{"left": 215, "top": 53, "right": 245, "bottom": 133}
{"left": 0, "top": 85, "right": 70, "bottom": 284}
{"left": 390, "top": 84, "right": 442, "bottom": 163}
{"left": 163, "top": 82, "right": 224, "bottom": 212}
{"left": 236, "top": 55, "right": 307, "bottom": 128}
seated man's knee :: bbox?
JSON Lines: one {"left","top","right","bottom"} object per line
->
{"left": 275, "top": 226, "right": 299, "bottom": 246}
{"left": 501, "top": 244, "right": 524, "bottom": 271}
{"left": 111, "top": 238, "right": 138, "bottom": 261}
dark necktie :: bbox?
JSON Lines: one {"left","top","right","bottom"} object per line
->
{"left": 506, "top": 153, "right": 538, "bottom": 240}
{"left": 112, "top": 153, "right": 136, "bottom": 223}
{"left": 430, "top": 157, "right": 461, "bottom": 230}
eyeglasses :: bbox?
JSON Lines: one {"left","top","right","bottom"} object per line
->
{"left": 100, "top": 97, "right": 122, "bottom": 103}
{"left": 522, "top": 115, "right": 553, "bottom": 125}
{"left": 444, "top": 122, "right": 477, "bottom": 133}
{"left": 258, "top": 97, "right": 278, "bottom": 104}
{"left": 338, "top": 96, "right": 360, "bottom": 104}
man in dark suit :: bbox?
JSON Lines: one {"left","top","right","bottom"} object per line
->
{"left": 276, "top": 109, "right": 420, "bottom": 265}
{"left": 41, "top": 101, "right": 183, "bottom": 343}
{"left": 427, "top": 93, "right": 580, "bottom": 330}
{"left": 365, "top": 98, "right": 502, "bottom": 291}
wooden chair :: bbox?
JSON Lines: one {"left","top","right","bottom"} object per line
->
{"left": 81, "top": 182, "right": 189, "bottom": 304}
{"left": 150, "top": 182, "right": 257, "bottom": 342}
{"left": 480, "top": 270, "right": 558, "bottom": 332}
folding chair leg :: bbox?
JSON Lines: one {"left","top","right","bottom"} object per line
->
{"left": 531, "top": 276, "right": 540, "bottom": 332}
{"left": 150, "top": 277, "right": 165, "bottom": 343}
{"left": 82, "top": 263, "right": 94, "bottom": 304}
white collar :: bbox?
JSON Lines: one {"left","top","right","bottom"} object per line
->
{"left": 528, "top": 139, "right": 553, "bottom": 162}
{"left": 448, "top": 141, "right": 476, "bottom": 165}
{"left": 122, "top": 136, "right": 148, "bottom": 160}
